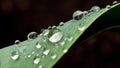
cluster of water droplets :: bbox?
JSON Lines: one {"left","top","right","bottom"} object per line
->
{"left": 9, "top": 1, "right": 119, "bottom": 68}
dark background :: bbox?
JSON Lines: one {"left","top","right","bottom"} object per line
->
{"left": 0, "top": 0, "right": 120, "bottom": 68}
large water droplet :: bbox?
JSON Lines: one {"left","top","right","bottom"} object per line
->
{"left": 14, "top": 40, "right": 20, "bottom": 44}
{"left": 11, "top": 51, "right": 19, "bottom": 60}
{"left": 112, "top": 1, "right": 118, "bottom": 5}
{"left": 36, "top": 43, "right": 42, "bottom": 49}
{"left": 33, "top": 57, "right": 40, "bottom": 64}
{"left": 27, "top": 32, "right": 38, "bottom": 40}
{"left": 73, "top": 10, "right": 84, "bottom": 20}
{"left": 90, "top": 6, "right": 100, "bottom": 12}
{"left": 49, "top": 32, "right": 63, "bottom": 43}
{"left": 51, "top": 54, "right": 57, "bottom": 59}
{"left": 43, "top": 49, "right": 50, "bottom": 55}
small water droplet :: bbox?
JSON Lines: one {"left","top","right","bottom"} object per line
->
{"left": 83, "top": 11, "right": 88, "bottom": 15}
{"left": 49, "top": 32, "right": 63, "bottom": 43}
{"left": 36, "top": 43, "right": 42, "bottom": 49}
{"left": 43, "top": 49, "right": 50, "bottom": 55}
{"left": 14, "top": 40, "right": 20, "bottom": 44}
{"left": 59, "top": 22, "right": 64, "bottom": 26}
{"left": 51, "top": 54, "right": 57, "bottom": 59}
{"left": 106, "top": 5, "right": 111, "bottom": 10}
{"left": 19, "top": 46, "right": 26, "bottom": 53}
{"left": 11, "top": 51, "right": 19, "bottom": 60}
{"left": 32, "top": 51, "right": 35, "bottom": 54}
{"left": 90, "top": 6, "right": 100, "bottom": 12}
{"left": 28, "top": 55, "right": 31, "bottom": 58}
{"left": 52, "top": 26, "right": 56, "bottom": 29}
{"left": 38, "top": 65, "right": 42, "bottom": 68}
{"left": 27, "top": 32, "right": 38, "bottom": 40}
{"left": 112, "top": 1, "right": 118, "bottom": 5}
{"left": 78, "top": 23, "right": 86, "bottom": 31}
{"left": 60, "top": 41, "right": 65, "bottom": 46}
{"left": 67, "top": 36, "right": 73, "bottom": 42}
{"left": 33, "top": 57, "right": 40, "bottom": 64}
{"left": 63, "top": 49, "right": 68, "bottom": 53}
{"left": 43, "top": 30, "right": 50, "bottom": 36}
{"left": 73, "top": 10, "right": 84, "bottom": 20}
{"left": 36, "top": 54, "right": 39, "bottom": 56}
{"left": 48, "top": 26, "right": 52, "bottom": 29}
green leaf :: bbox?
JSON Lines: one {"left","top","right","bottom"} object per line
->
{"left": 0, "top": 3, "right": 120, "bottom": 68}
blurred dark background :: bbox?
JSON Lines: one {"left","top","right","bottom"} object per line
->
{"left": 0, "top": 0, "right": 120, "bottom": 68}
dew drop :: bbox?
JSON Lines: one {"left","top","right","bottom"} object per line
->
{"left": 67, "top": 36, "right": 73, "bottom": 42}
{"left": 112, "top": 1, "right": 118, "bottom": 5}
{"left": 63, "top": 49, "right": 68, "bottom": 53}
{"left": 48, "top": 26, "right": 52, "bottom": 29}
{"left": 38, "top": 65, "right": 42, "bottom": 68}
{"left": 52, "top": 26, "right": 56, "bottom": 29}
{"left": 28, "top": 55, "right": 31, "bottom": 58}
{"left": 60, "top": 41, "right": 65, "bottom": 46}
{"left": 36, "top": 43, "right": 42, "bottom": 49}
{"left": 11, "top": 51, "right": 19, "bottom": 60}
{"left": 90, "top": 6, "right": 100, "bottom": 12}
{"left": 59, "top": 22, "right": 64, "bottom": 26}
{"left": 32, "top": 51, "right": 35, "bottom": 54}
{"left": 51, "top": 54, "right": 57, "bottom": 59}
{"left": 43, "top": 49, "right": 50, "bottom": 55}
{"left": 106, "top": 5, "right": 111, "bottom": 10}
{"left": 43, "top": 30, "right": 50, "bottom": 36}
{"left": 73, "top": 10, "right": 84, "bottom": 20}
{"left": 27, "top": 32, "right": 38, "bottom": 40}
{"left": 14, "top": 40, "right": 20, "bottom": 44}
{"left": 33, "top": 57, "right": 40, "bottom": 64}
{"left": 19, "top": 46, "right": 26, "bottom": 53}
{"left": 49, "top": 32, "right": 63, "bottom": 43}
{"left": 83, "top": 11, "right": 88, "bottom": 15}
{"left": 78, "top": 23, "right": 86, "bottom": 31}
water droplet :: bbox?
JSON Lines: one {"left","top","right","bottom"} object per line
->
{"left": 43, "top": 30, "right": 50, "bottom": 36}
{"left": 73, "top": 10, "right": 84, "bottom": 20}
{"left": 19, "top": 46, "right": 26, "bottom": 53}
{"left": 27, "top": 32, "right": 38, "bottom": 40}
{"left": 48, "top": 26, "right": 52, "bottom": 29}
{"left": 63, "top": 49, "right": 68, "bottom": 53}
{"left": 59, "top": 22, "right": 64, "bottom": 26}
{"left": 38, "top": 65, "right": 42, "bottom": 68}
{"left": 112, "top": 1, "right": 118, "bottom": 5}
{"left": 106, "top": 5, "right": 111, "bottom": 10}
{"left": 49, "top": 32, "right": 63, "bottom": 43}
{"left": 60, "top": 41, "right": 65, "bottom": 46}
{"left": 52, "top": 26, "right": 56, "bottom": 29}
{"left": 33, "top": 57, "right": 40, "bottom": 64}
{"left": 28, "top": 55, "right": 31, "bottom": 58}
{"left": 36, "top": 54, "right": 39, "bottom": 56}
{"left": 32, "top": 51, "right": 35, "bottom": 54}
{"left": 14, "top": 40, "right": 20, "bottom": 44}
{"left": 78, "top": 23, "right": 86, "bottom": 31}
{"left": 11, "top": 51, "right": 19, "bottom": 60}
{"left": 43, "top": 49, "right": 50, "bottom": 55}
{"left": 83, "top": 11, "right": 88, "bottom": 15}
{"left": 90, "top": 6, "right": 100, "bottom": 12}
{"left": 36, "top": 43, "right": 42, "bottom": 49}
{"left": 51, "top": 54, "right": 57, "bottom": 59}
{"left": 67, "top": 36, "right": 73, "bottom": 42}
